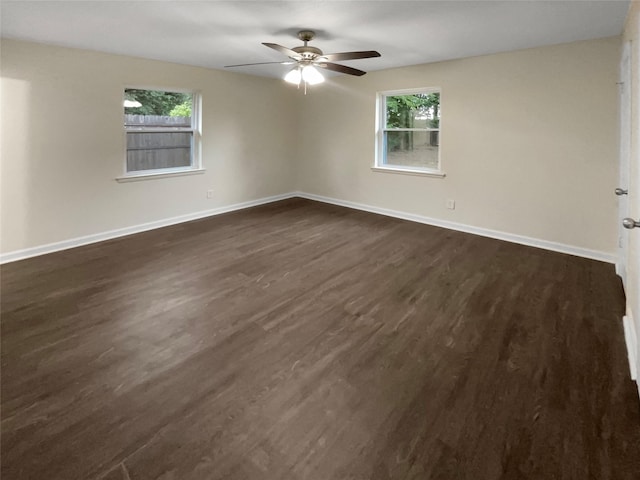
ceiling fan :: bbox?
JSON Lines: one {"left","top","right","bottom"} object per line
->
{"left": 225, "top": 30, "right": 381, "bottom": 90}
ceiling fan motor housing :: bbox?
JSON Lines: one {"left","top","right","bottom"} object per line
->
{"left": 292, "top": 45, "right": 323, "bottom": 59}
{"left": 293, "top": 30, "right": 323, "bottom": 59}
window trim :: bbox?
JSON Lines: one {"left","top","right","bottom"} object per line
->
{"left": 115, "top": 167, "right": 206, "bottom": 183}
{"left": 119, "top": 86, "right": 202, "bottom": 181}
{"left": 374, "top": 87, "right": 444, "bottom": 177}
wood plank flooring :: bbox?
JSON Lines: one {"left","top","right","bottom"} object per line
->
{"left": 2, "top": 198, "right": 639, "bottom": 479}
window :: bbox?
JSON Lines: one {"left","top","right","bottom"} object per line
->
{"left": 121, "top": 88, "right": 201, "bottom": 180}
{"left": 375, "top": 88, "right": 442, "bottom": 176}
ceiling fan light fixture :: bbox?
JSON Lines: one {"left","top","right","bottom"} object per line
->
{"left": 301, "top": 65, "right": 324, "bottom": 85}
{"left": 284, "top": 67, "right": 302, "bottom": 85}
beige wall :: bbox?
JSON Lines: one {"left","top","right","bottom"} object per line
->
{"left": 0, "top": 37, "right": 622, "bottom": 260}
{"left": 1, "top": 40, "right": 297, "bottom": 254}
{"left": 623, "top": 1, "right": 640, "bottom": 381}
{"left": 296, "top": 37, "right": 621, "bottom": 256}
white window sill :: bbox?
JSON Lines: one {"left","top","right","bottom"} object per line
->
{"left": 116, "top": 168, "right": 206, "bottom": 183}
{"left": 371, "top": 166, "right": 446, "bottom": 178}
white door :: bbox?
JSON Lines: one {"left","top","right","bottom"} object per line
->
{"left": 620, "top": 38, "right": 640, "bottom": 391}
{"left": 629, "top": 38, "right": 640, "bottom": 387}
{"left": 617, "top": 42, "right": 631, "bottom": 288}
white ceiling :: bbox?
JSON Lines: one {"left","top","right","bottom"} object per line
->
{"left": 1, "top": 1, "right": 630, "bottom": 78}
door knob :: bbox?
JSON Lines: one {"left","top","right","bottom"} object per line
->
{"left": 615, "top": 188, "right": 628, "bottom": 196}
{"left": 622, "top": 218, "right": 640, "bottom": 229}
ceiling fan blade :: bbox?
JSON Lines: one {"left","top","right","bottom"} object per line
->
{"left": 321, "top": 50, "right": 381, "bottom": 62}
{"left": 262, "top": 43, "right": 302, "bottom": 60}
{"left": 317, "top": 62, "right": 367, "bottom": 77}
{"left": 224, "top": 61, "right": 294, "bottom": 68}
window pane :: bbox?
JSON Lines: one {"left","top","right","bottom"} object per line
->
{"left": 123, "top": 88, "right": 195, "bottom": 174}
{"left": 126, "top": 132, "right": 192, "bottom": 172}
{"left": 385, "top": 93, "right": 440, "bottom": 129}
{"left": 124, "top": 89, "right": 192, "bottom": 119}
{"left": 384, "top": 130, "right": 439, "bottom": 169}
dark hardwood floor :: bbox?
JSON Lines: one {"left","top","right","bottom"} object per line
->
{"left": 2, "top": 198, "right": 639, "bottom": 479}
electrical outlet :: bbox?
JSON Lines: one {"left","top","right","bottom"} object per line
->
{"left": 446, "top": 199, "right": 455, "bottom": 210}
{"left": 206, "top": 189, "right": 214, "bottom": 199}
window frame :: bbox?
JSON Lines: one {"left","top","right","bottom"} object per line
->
{"left": 117, "top": 86, "right": 203, "bottom": 182}
{"left": 374, "top": 87, "right": 444, "bottom": 178}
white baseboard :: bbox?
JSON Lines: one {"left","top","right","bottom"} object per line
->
{"left": 1, "top": 191, "right": 616, "bottom": 265}
{"left": 0, "top": 192, "right": 297, "bottom": 264}
{"left": 294, "top": 192, "right": 616, "bottom": 264}
{"left": 623, "top": 315, "right": 638, "bottom": 382}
